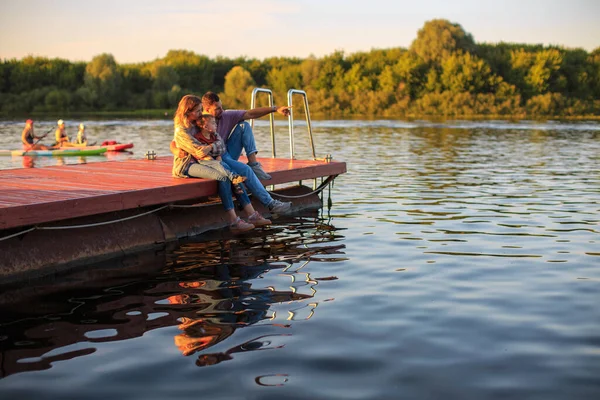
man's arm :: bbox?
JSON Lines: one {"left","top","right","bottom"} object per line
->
{"left": 242, "top": 105, "right": 291, "bottom": 120}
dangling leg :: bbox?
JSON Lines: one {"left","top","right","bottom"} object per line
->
{"left": 226, "top": 122, "right": 271, "bottom": 180}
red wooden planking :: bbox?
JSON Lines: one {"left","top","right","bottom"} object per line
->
{"left": 0, "top": 156, "right": 346, "bottom": 229}
{"left": 1, "top": 168, "right": 187, "bottom": 191}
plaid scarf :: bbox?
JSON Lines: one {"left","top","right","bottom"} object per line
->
{"left": 194, "top": 131, "right": 226, "bottom": 157}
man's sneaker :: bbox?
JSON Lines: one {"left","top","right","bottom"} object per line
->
{"left": 248, "top": 161, "right": 272, "bottom": 180}
{"left": 229, "top": 217, "right": 254, "bottom": 234}
{"left": 248, "top": 211, "right": 272, "bottom": 227}
{"left": 268, "top": 199, "right": 292, "bottom": 214}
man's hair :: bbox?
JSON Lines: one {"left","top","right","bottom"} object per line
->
{"left": 201, "top": 91, "right": 220, "bottom": 107}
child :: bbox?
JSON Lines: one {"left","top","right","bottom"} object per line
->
{"left": 194, "top": 114, "right": 225, "bottom": 160}
{"left": 171, "top": 114, "right": 246, "bottom": 188}
{"left": 75, "top": 123, "right": 87, "bottom": 144}
{"left": 195, "top": 114, "right": 247, "bottom": 192}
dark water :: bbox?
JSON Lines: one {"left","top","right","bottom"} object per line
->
{"left": 1, "top": 119, "right": 599, "bottom": 399}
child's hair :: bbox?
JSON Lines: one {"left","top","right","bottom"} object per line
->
{"left": 198, "top": 114, "right": 215, "bottom": 129}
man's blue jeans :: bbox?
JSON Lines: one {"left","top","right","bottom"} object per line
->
{"left": 225, "top": 122, "right": 258, "bottom": 160}
{"left": 222, "top": 153, "right": 273, "bottom": 207}
{"left": 222, "top": 121, "right": 273, "bottom": 207}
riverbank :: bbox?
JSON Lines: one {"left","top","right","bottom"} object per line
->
{"left": 2, "top": 109, "right": 599, "bottom": 122}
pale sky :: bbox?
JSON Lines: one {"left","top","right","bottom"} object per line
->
{"left": 1, "top": 0, "right": 598, "bottom": 63}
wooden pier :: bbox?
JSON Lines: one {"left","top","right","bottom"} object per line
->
{"left": 0, "top": 156, "right": 346, "bottom": 283}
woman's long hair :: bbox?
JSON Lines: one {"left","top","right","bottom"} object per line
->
{"left": 174, "top": 94, "right": 201, "bottom": 129}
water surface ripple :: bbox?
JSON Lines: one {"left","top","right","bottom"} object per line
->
{"left": 0, "top": 120, "right": 599, "bottom": 399}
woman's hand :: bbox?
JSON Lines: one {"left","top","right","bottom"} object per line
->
{"left": 170, "top": 140, "right": 188, "bottom": 158}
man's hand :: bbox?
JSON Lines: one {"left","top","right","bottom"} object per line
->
{"left": 276, "top": 106, "right": 292, "bottom": 117}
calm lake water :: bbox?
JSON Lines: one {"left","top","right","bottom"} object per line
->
{"left": 1, "top": 119, "right": 599, "bottom": 399}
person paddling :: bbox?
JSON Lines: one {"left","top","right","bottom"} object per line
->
{"left": 21, "top": 119, "right": 48, "bottom": 150}
{"left": 55, "top": 119, "right": 69, "bottom": 146}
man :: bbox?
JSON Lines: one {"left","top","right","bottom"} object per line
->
{"left": 201, "top": 91, "right": 291, "bottom": 180}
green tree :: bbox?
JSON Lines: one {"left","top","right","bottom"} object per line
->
{"left": 410, "top": 19, "right": 476, "bottom": 63}
{"left": 526, "top": 49, "right": 563, "bottom": 94}
{"left": 392, "top": 51, "right": 428, "bottom": 98}
{"left": 266, "top": 64, "right": 302, "bottom": 101}
{"left": 440, "top": 51, "right": 498, "bottom": 93}
{"left": 121, "top": 64, "right": 152, "bottom": 95}
{"left": 300, "top": 57, "right": 321, "bottom": 88}
{"left": 589, "top": 47, "right": 600, "bottom": 99}
{"left": 221, "top": 66, "right": 256, "bottom": 109}
{"left": 83, "top": 53, "right": 122, "bottom": 109}
{"left": 45, "top": 89, "right": 72, "bottom": 112}
{"left": 313, "top": 51, "right": 348, "bottom": 92}
{"left": 163, "top": 50, "right": 214, "bottom": 91}
{"left": 147, "top": 61, "right": 179, "bottom": 91}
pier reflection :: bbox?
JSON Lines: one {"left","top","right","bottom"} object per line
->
{"left": 0, "top": 214, "right": 345, "bottom": 377}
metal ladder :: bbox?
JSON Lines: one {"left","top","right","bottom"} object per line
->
{"left": 250, "top": 88, "right": 316, "bottom": 160}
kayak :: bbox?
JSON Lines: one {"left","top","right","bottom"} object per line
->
{"left": 0, "top": 148, "right": 108, "bottom": 157}
{"left": 53, "top": 142, "right": 134, "bottom": 152}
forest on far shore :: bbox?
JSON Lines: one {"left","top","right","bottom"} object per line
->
{"left": 1, "top": 19, "right": 599, "bottom": 119}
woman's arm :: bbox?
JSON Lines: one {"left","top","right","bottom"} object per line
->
{"left": 173, "top": 127, "right": 214, "bottom": 160}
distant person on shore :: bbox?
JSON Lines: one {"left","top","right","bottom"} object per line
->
{"left": 201, "top": 91, "right": 292, "bottom": 181}
{"left": 171, "top": 94, "right": 273, "bottom": 233}
{"left": 55, "top": 119, "right": 69, "bottom": 146}
{"left": 21, "top": 119, "right": 48, "bottom": 150}
{"left": 75, "top": 123, "right": 87, "bottom": 144}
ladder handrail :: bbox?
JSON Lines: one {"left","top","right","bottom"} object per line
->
{"left": 287, "top": 89, "right": 316, "bottom": 160}
{"left": 250, "top": 88, "right": 276, "bottom": 158}
{"left": 249, "top": 87, "right": 317, "bottom": 160}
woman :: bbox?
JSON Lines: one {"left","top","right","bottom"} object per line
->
{"left": 55, "top": 119, "right": 69, "bottom": 146}
{"left": 21, "top": 119, "right": 48, "bottom": 150}
{"left": 172, "top": 94, "right": 271, "bottom": 233}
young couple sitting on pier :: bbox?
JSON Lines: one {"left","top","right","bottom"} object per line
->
{"left": 170, "top": 92, "right": 292, "bottom": 234}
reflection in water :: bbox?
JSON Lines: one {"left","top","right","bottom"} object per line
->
{"left": 3, "top": 121, "right": 597, "bottom": 398}
{"left": 0, "top": 213, "right": 345, "bottom": 378}
{"left": 21, "top": 156, "right": 34, "bottom": 168}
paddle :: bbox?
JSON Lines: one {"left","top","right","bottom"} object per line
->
{"left": 23, "top": 127, "right": 54, "bottom": 155}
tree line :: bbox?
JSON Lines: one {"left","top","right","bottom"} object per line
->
{"left": 1, "top": 19, "right": 599, "bottom": 118}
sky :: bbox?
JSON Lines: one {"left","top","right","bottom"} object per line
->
{"left": 1, "top": 0, "right": 598, "bottom": 64}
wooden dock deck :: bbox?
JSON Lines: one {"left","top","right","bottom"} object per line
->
{"left": 0, "top": 156, "right": 346, "bottom": 230}
{"left": 0, "top": 156, "right": 346, "bottom": 283}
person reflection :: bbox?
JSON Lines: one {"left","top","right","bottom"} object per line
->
{"left": 22, "top": 155, "right": 35, "bottom": 168}
{"left": 166, "top": 274, "right": 306, "bottom": 366}
{"left": 173, "top": 317, "right": 235, "bottom": 357}
{"left": 195, "top": 334, "right": 290, "bottom": 367}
